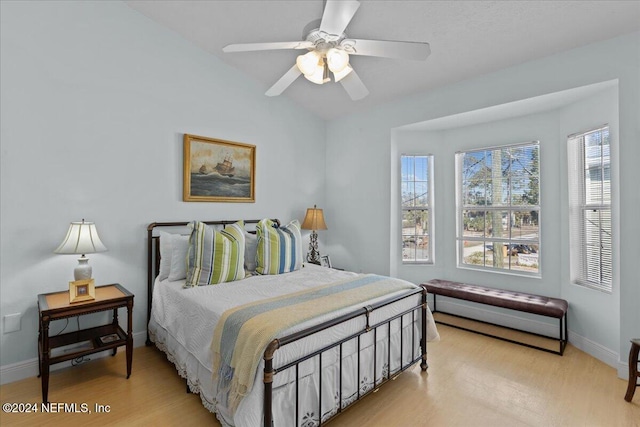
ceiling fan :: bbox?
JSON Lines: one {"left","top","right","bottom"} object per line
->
{"left": 222, "top": 0, "right": 431, "bottom": 101}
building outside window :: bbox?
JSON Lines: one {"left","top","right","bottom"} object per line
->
{"left": 568, "top": 126, "right": 612, "bottom": 293}
{"left": 401, "top": 155, "right": 433, "bottom": 263}
{"left": 456, "top": 142, "right": 540, "bottom": 275}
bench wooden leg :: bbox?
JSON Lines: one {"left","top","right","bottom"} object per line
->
{"left": 559, "top": 313, "right": 568, "bottom": 355}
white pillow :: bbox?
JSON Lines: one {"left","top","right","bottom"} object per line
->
{"left": 244, "top": 231, "right": 258, "bottom": 273}
{"left": 168, "top": 234, "right": 190, "bottom": 281}
{"left": 158, "top": 231, "right": 172, "bottom": 281}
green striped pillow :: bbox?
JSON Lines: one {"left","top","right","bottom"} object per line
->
{"left": 185, "top": 221, "right": 246, "bottom": 287}
{"left": 256, "top": 219, "right": 303, "bottom": 275}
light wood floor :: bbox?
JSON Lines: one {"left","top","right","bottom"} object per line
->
{"left": 1, "top": 324, "right": 638, "bottom": 426}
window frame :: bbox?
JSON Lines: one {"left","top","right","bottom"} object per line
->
{"left": 400, "top": 154, "right": 434, "bottom": 264}
{"left": 455, "top": 141, "right": 541, "bottom": 277}
{"left": 568, "top": 125, "right": 612, "bottom": 293}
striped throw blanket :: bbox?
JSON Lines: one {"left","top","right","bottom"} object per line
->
{"left": 211, "top": 274, "right": 416, "bottom": 413}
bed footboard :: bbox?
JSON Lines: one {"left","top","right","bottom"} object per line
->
{"left": 263, "top": 285, "right": 429, "bottom": 427}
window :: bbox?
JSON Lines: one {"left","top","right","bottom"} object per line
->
{"left": 401, "top": 155, "right": 433, "bottom": 263}
{"left": 568, "top": 126, "right": 612, "bottom": 293}
{"left": 456, "top": 142, "right": 540, "bottom": 275}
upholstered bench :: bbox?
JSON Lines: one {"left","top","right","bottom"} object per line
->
{"left": 424, "top": 279, "right": 568, "bottom": 355}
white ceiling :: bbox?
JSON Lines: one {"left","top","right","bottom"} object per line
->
{"left": 126, "top": 1, "right": 640, "bottom": 121}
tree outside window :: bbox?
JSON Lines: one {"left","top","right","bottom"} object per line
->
{"left": 456, "top": 142, "right": 540, "bottom": 275}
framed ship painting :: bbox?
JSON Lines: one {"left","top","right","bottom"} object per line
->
{"left": 183, "top": 134, "right": 256, "bottom": 202}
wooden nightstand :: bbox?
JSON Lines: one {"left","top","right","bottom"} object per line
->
{"left": 37, "top": 283, "right": 134, "bottom": 403}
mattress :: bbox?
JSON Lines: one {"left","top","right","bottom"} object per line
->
{"left": 148, "top": 263, "right": 439, "bottom": 426}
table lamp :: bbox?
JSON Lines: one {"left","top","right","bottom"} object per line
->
{"left": 54, "top": 219, "right": 108, "bottom": 280}
{"left": 301, "top": 205, "right": 327, "bottom": 265}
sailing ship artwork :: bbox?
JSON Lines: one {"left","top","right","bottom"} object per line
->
{"left": 199, "top": 155, "right": 235, "bottom": 177}
{"left": 183, "top": 134, "right": 255, "bottom": 202}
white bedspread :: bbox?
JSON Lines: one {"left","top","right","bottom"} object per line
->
{"left": 149, "top": 264, "right": 439, "bottom": 427}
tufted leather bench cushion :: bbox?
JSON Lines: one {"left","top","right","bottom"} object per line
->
{"left": 424, "top": 279, "right": 568, "bottom": 318}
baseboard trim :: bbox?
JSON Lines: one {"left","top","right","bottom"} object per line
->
{"left": 2, "top": 320, "right": 627, "bottom": 384}
{"left": 567, "top": 329, "right": 620, "bottom": 370}
{"left": 1, "top": 331, "right": 147, "bottom": 385}
{"left": 431, "top": 298, "right": 622, "bottom": 373}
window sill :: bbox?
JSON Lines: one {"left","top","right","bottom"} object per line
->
{"left": 402, "top": 261, "right": 434, "bottom": 266}
{"left": 456, "top": 264, "right": 541, "bottom": 279}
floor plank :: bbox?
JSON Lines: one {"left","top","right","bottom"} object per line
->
{"left": 1, "top": 325, "right": 638, "bottom": 426}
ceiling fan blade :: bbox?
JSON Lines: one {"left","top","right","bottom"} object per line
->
{"left": 265, "top": 65, "right": 302, "bottom": 97}
{"left": 223, "top": 41, "right": 313, "bottom": 53}
{"left": 319, "top": 0, "right": 360, "bottom": 38}
{"left": 340, "top": 69, "right": 369, "bottom": 101}
{"left": 341, "top": 39, "right": 431, "bottom": 60}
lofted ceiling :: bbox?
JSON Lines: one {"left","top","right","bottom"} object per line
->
{"left": 126, "top": 1, "right": 640, "bottom": 120}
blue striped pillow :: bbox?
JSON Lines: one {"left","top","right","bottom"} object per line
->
{"left": 185, "top": 221, "right": 246, "bottom": 287}
{"left": 256, "top": 219, "right": 303, "bottom": 275}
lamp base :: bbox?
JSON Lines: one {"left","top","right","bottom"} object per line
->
{"left": 74, "top": 256, "right": 93, "bottom": 281}
{"left": 306, "top": 231, "right": 321, "bottom": 264}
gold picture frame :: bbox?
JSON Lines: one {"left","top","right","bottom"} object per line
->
{"left": 69, "top": 279, "right": 95, "bottom": 303}
{"left": 183, "top": 134, "right": 256, "bottom": 203}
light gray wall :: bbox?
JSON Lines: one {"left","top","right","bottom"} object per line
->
{"left": 393, "top": 111, "right": 560, "bottom": 290}
{"left": 0, "top": 1, "right": 326, "bottom": 366}
{"left": 325, "top": 33, "right": 639, "bottom": 371}
{"left": 558, "top": 88, "right": 620, "bottom": 355}
{"left": 389, "top": 85, "right": 620, "bottom": 359}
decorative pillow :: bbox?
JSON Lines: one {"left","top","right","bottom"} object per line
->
{"left": 185, "top": 221, "right": 245, "bottom": 287}
{"left": 168, "top": 234, "right": 190, "bottom": 281}
{"left": 158, "top": 232, "right": 190, "bottom": 282}
{"left": 244, "top": 230, "right": 258, "bottom": 273}
{"left": 256, "top": 219, "right": 303, "bottom": 275}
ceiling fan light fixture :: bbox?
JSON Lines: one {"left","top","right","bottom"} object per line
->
{"left": 226, "top": 0, "right": 430, "bottom": 100}
{"left": 326, "top": 48, "right": 349, "bottom": 73}
{"left": 322, "top": 58, "right": 330, "bottom": 83}
{"left": 332, "top": 64, "right": 353, "bottom": 82}
{"left": 296, "top": 51, "right": 322, "bottom": 76}
{"left": 304, "top": 62, "right": 329, "bottom": 85}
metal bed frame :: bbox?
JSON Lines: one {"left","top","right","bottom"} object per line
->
{"left": 146, "top": 219, "right": 429, "bottom": 427}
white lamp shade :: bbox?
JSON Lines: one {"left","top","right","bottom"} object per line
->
{"left": 326, "top": 48, "right": 349, "bottom": 72}
{"left": 296, "top": 51, "right": 322, "bottom": 76}
{"left": 303, "top": 64, "right": 329, "bottom": 85}
{"left": 54, "top": 221, "right": 108, "bottom": 255}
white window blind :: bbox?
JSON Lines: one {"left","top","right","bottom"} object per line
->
{"left": 455, "top": 142, "right": 540, "bottom": 275}
{"left": 568, "top": 126, "right": 612, "bottom": 293}
{"left": 401, "top": 155, "right": 433, "bottom": 263}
